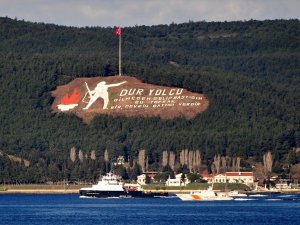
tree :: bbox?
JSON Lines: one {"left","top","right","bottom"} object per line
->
{"left": 104, "top": 149, "right": 109, "bottom": 162}
{"left": 263, "top": 151, "right": 273, "bottom": 175}
{"left": 263, "top": 151, "right": 273, "bottom": 189}
{"left": 145, "top": 175, "right": 152, "bottom": 184}
{"left": 138, "top": 149, "right": 146, "bottom": 172}
{"left": 162, "top": 150, "right": 168, "bottom": 168}
{"left": 181, "top": 173, "right": 186, "bottom": 186}
{"left": 70, "top": 147, "right": 76, "bottom": 162}
{"left": 78, "top": 150, "right": 84, "bottom": 162}
{"left": 213, "top": 154, "right": 221, "bottom": 174}
{"left": 187, "top": 173, "right": 200, "bottom": 183}
{"left": 287, "top": 149, "right": 299, "bottom": 165}
{"left": 128, "top": 163, "right": 141, "bottom": 181}
{"left": 169, "top": 151, "right": 175, "bottom": 171}
{"left": 113, "top": 165, "right": 127, "bottom": 179}
{"left": 91, "top": 150, "right": 96, "bottom": 160}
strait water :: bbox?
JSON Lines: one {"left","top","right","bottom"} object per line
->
{"left": 0, "top": 194, "right": 300, "bottom": 225}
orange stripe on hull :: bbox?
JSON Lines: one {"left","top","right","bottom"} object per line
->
{"left": 191, "top": 194, "right": 202, "bottom": 200}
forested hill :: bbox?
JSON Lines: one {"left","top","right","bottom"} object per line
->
{"left": 0, "top": 17, "right": 299, "bottom": 183}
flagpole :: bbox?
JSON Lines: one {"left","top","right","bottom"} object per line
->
{"left": 119, "top": 27, "right": 121, "bottom": 76}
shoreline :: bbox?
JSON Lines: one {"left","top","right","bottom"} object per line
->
{"left": 0, "top": 189, "right": 79, "bottom": 194}
{"left": 2, "top": 183, "right": 300, "bottom": 195}
{"left": 1, "top": 188, "right": 300, "bottom": 195}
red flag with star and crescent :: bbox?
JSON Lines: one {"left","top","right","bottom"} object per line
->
{"left": 115, "top": 26, "right": 121, "bottom": 36}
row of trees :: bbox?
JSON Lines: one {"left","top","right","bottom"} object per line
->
{"left": 1, "top": 146, "right": 299, "bottom": 184}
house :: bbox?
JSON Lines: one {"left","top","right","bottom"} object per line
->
{"left": 137, "top": 172, "right": 158, "bottom": 185}
{"left": 214, "top": 174, "right": 227, "bottom": 183}
{"left": 113, "top": 156, "right": 125, "bottom": 166}
{"left": 165, "top": 173, "right": 190, "bottom": 187}
{"left": 137, "top": 174, "right": 146, "bottom": 185}
{"left": 214, "top": 172, "right": 254, "bottom": 185}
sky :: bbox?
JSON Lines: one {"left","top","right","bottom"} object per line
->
{"left": 0, "top": 0, "right": 299, "bottom": 27}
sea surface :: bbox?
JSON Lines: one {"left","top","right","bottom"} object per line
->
{"left": 0, "top": 193, "right": 300, "bottom": 225}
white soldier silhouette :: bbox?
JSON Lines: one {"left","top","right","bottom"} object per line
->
{"left": 83, "top": 81, "right": 126, "bottom": 110}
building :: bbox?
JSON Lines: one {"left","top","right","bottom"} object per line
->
{"left": 213, "top": 172, "right": 254, "bottom": 185}
{"left": 137, "top": 172, "right": 158, "bottom": 185}
{"left": 213, "top": 174, "right": 227, "bottom": 183}
{"left": 165, "top": 173, "right": 190, "bottom": 187}
{"left": 137, "top": 174, "right": 146, "bottom": 185}
{"left": 113, "top": 156, "right": 125, "bottom": 166}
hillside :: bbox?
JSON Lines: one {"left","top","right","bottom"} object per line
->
{"left": 0, "top": 17, "right": 299, "bottom": 183}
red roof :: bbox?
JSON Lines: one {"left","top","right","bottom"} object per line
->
{"left": 143, "top": 172, "right": 158, "bottom": 178}
{"left": 226, "top": 172, "right": 253, "bottom": 177}
{"left": 200, "top": 173, "right": 214, "bottom": 178}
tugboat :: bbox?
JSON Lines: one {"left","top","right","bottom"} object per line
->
{"left": 79, "top": 173, "right": 168, "bottom": 198}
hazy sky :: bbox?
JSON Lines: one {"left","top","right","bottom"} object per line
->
{"left": 0, "top": 0, "right": 299, "bottom": 27}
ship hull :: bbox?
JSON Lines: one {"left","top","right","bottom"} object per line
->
{"left": 79, "top": 190, "right": 168, "bottom": 198}
{"left": 176, "top": 193, "right": 233, "bottom": 201}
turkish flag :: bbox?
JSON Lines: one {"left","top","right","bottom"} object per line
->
{"left": 115, "top": 27, "right": 121, "bottom": 36}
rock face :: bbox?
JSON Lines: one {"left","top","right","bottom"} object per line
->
{"left": 51, "top": 76, "right": 209, "bottom": 123}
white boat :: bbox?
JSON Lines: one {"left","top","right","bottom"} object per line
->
{"left": 176, "top": 187, "right": 233, "bottom": 201}
{"left": 79, "top": 172, "right": 168, "bottom": 198}
{"left": 79, "top": 172, "right": 125, "bottom": 198}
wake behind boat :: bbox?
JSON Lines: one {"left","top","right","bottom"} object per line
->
{"left": 79, "top": 173, "right": 168, "bottom": 198}
{"left": 227, "top": 190, "right": 247, "bottom": 197}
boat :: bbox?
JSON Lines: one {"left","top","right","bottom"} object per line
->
{"left": 176, "top": 187, "right": 233, "bottom": 201}
{"left": 79, "top": 172, "right": 168, "bottom": 198}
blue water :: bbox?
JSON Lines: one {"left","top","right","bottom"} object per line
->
{"left": 0, "top": 194, "right": 300, "bottom": 225}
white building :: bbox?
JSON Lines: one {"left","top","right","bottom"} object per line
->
{"left": 214, "top": 174, "right": 227, "bottom": 183}
{"left": 165, "top": 173, "right": 190, "bottom": 187}
{"left": 137, "top": 174, "right": 146, "bottom": 185}
{"left": 214, "top": 172, "right": 254, "bottom": 185}
{"left": 113, "top": 156, "right": 125, "bottom": 166}
{"left": 137, "top": 172, "right": 158, "bottom": 185}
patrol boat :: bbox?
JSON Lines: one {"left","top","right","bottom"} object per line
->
{"left": 79, "top": 172, "right": 168, "bottom": 198}
{"left": 176, "top": 186, "right": 233, "bottom": 201}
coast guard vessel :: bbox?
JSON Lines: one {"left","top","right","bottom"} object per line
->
{"left": 79, "top": 172, "right": 167, "bottom": 198}
{"left": 176, "top": 186, "right": 233, "bottom": 201}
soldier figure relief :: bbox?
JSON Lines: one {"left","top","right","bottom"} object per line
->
{"left": 82, "top": 81, "right": 127, "bottom": 110}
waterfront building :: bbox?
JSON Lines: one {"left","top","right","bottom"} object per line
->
{"left": 213, "top": 172, "right": 254, "bottom": 185}
{"left": 165, "top": 173, "right": 190, "bottom": 186}
{"left": 137, "top": 174, "right": 146, "bottom": 185}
